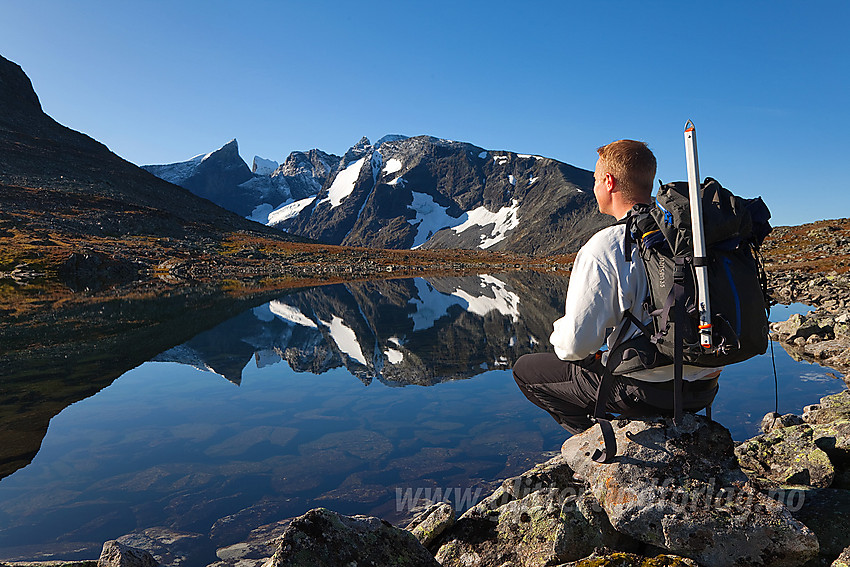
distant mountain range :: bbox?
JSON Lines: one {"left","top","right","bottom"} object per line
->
{"left": 144, "top": 136, "right": 608, "bottom": 255}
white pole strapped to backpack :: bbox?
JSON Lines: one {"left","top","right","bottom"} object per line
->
{"left": 684, "top": 120, "right": 713, "bottom": 349}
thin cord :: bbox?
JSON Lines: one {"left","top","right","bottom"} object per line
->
{"left": 770, "top": 338, "right": 779, "bottom": 414}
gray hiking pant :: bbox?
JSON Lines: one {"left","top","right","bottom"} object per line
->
{"left": 512, "top": 352, "right": 719, "bottom": 434}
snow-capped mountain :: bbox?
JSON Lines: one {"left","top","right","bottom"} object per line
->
{"left": 279, "top": 135, "right": 606, "bottom": 255}
{"left": 144, "top": 134, "right": 606, "bottom": 255}
{"left": 142, "top": 140, "right": 339, "bottom": 221}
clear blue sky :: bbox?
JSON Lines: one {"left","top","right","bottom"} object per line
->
{"left": 2, "top": 1, "right": 848, "bottom": 227}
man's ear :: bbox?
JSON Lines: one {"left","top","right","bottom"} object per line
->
{"left": 605, "top": 172, "right": 616, "bottom": 192}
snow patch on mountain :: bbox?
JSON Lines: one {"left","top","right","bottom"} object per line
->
{"left": 252, "top": 156, "right": 279, "bottom": 175}
{"left": 493, "top": 155, "right": 509, "bottom": 166}
{"left": 478, "top": 151, "right": 488, "bottom": 159}
{"left": 517, "top": 154, "right": 544, "bottom": 160}
{"left": 268, "top": 196, "right": 315, "bottom": 226}
{"left": 508, "top": 175, "right": 516, "bottom": 186}
{"left": 451, "top": 199, "right": 521, "bottom": 249}
{"left": 320, "top": 156, "right": 366, "bottom": 208}
{"left": 319, "top": 316, "right": 367, "bottom": 365}
{"left": 383, "top": 158, "right": 403, "bottom": 176}
{"left": 248, "top": 203, "right": 276, "bottom": 224}
{"left": 270, "top": 301, "right": 317, "bottom": 328}
{"left": 144, "top": 153, "right": 205, "bottom": 185}
{"left": 408, "top": 192, "right": 461, "bottom": 249}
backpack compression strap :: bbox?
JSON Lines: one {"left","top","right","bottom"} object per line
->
{"left": 590, "top": 317, "right": 636, "bottom": 463}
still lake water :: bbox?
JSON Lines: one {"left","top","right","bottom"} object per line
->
{"left": 0, "top": 274, "right": 842, "bottom": 565}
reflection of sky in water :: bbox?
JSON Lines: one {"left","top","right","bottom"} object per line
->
{"left": 0, "top": 283, "right": 844, "bottom": 565}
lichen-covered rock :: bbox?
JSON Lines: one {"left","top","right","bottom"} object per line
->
{"left": 833, "top": 545, "right": 850, "bottom": 567}
{"left": 804, "top": 390, "right": 850, "bottom": 424}
{"left": 760, "top": 411, "right": 805, "bottom": 433}
{"left": 561, "top": 415, "right": 819, "bottom": 567}
{"left": 262, "top": 507, "right": 439, "bottom": 567}
{"left": 559, "top": 551, "right": 699, "bottom": 566}
{"left": 789, "top": 487, "right": 850, "bottom": 562}
{"left": 735, "top": 424, "right": 835, "bottom": 488}
{"left": 405, "top": 501, "right": 455, "bottom": 548}
{"left": 98, "top": 540, "right": 159, "bottom": 567}
{"left": 434, "top": 455, "right": 638, "bottom": 567}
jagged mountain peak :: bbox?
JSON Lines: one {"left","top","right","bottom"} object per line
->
{"left": 203, "top": 138, "right": 242, "bottom": 162}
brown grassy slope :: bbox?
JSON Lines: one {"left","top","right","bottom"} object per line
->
{"left": 761, "top": 218, "right": 850, "bottom": 275}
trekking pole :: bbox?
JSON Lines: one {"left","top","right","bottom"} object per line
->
{"left": 684, "top": 120, "right": 713, "bottom": 349}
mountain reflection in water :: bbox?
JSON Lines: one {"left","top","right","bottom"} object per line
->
{"left": 152, "top": 274, "right": 568, "bottom": 386}
{"left": 0, "top": 274, "right": 844, "bottom": 566}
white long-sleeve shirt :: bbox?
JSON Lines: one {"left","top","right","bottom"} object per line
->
{"left": 549, "top": 223, "right": 720, "bottom": 383}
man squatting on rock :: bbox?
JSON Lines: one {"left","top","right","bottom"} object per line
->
{"left": 513, "top": 140, "right": 720, "bottom": 433}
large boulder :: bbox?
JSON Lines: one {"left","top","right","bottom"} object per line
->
{"left": 760, "top": 412, "right": 804, "bottom": 433}
{"left": 262, "top": 507, "right": 439, "bottom": 567}
{"left": 405, "top": 501, "right": 455, "bottom": 548}
{"left": 735, "top": 423, "right": 835, "bottom": 488}
{"left": 98, "top": 540, "right": 158, "bottom": 567}
{"left": 433, "top": 454, "right": 639, "bottom": 567}
{"left": 804, "top": 390, "right": 850, "bottom": 424}
{"left": 560, "top": 415, "right": 819, "bottom": 567}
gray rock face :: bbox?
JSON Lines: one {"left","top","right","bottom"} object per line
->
{"left": 263, "top": 507, "right": 440, "bottom": 567}
{"left": 433, "top": 455, "right": 639, "bottom": 567}
{"left": 760, "top": 411, "right": 805, "bottom": 433}
{"left": 98, "top": 540, "right": 159, "bottom": 567}
{"left": 804, "top": 390, "right": 850, "bottom": 424}
{"left": 736, "top": 424, "right": 835, "bottom": 488}
{"left": 273, "top": 149, "right": 339, "bottom": 200}
{"left": 405, "top": 501, "right": 455, "bottom": 548}
{"left": 560, "top": 415, "right": 819, "bottom": 567}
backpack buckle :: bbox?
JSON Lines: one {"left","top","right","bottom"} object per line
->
{"left": 673, "top": 258, "right": 686, "bottom": 283}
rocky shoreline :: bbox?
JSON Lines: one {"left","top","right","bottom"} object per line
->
{"left": 27, "top": 268, "right": 849, "bottom": 567}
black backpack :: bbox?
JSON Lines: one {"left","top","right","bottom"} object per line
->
{"left": 590, "top": 178, "right": 772, "bottom": 463}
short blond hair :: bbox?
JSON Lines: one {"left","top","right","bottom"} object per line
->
{"left": 596, "top": 140, "right": 656, "bottom": 202}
